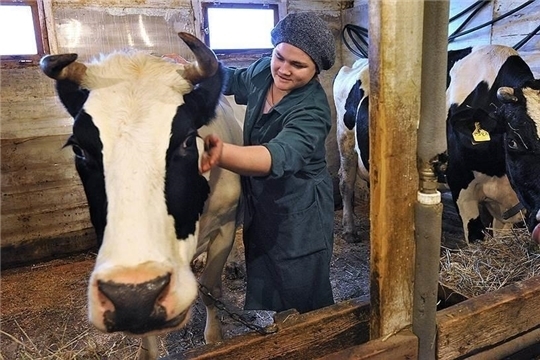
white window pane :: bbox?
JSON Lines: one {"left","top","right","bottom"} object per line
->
{"left": 0, "top": 5, "right": 38, "bottom": 55}
{"left": 207, "top": 8, "right": 274, "bottom": 49}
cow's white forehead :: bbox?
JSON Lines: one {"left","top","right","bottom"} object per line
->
{"left": 81, "top": 51, "right": 197, "bottom": 267}
{"left": 447, "top": 45, "right": 518, "bottom": 108}
{"left": 523, "top": 87, "right": 540, "bottom": 139}
{"left": 82, "top": 51, "right": 193, "bottom": 96}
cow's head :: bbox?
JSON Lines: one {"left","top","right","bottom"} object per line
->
{"left": 497, "top": 80, "right": 540, "bottom": 244}
{"left": 40, "top": 33, "right": 223, "bottom": 335}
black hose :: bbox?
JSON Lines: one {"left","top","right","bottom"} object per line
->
{"left": 449, "top": 0, "right": 490, "bottom": 23}
{"left": 449, "top": 1, "right": 490, "bottom": 39}
{"left": 513, "top": 23, "right": 540, "bottom": 50}
{"left": 448, "top": 0, "right": 536, "bottom": 42}
{"left": 341, "top": 0, "right": 538, "bottom": 57}
{"left": 341, "top": 24, "right": 369, "bottom": 59}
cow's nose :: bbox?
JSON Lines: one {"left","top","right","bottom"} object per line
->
{"left": 97, "top": 273, "right": 171, "bottom": 333}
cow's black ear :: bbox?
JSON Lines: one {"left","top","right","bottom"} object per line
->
{"left": 449, "top": 107, "right": 475, "bottom": 130}
{"left": 182, "top": 65, "right": 225, "bottom": 129}
{"left": 56, "top": 80, "right": 89, "bottom": 118}
{"left": 476, "top": 109, "right": 500, "bottom": 134}
{"left": 451, "top": 108, "right": 502, "bottom": 137}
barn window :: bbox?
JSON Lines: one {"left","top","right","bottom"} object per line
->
{"left": 0, "top": 0, "right": 49, "bottom": 67}
{"left": 201, "top": 2, "right": 278, "bottom": 57}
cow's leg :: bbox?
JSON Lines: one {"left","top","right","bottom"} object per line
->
{"left": 139, "top": 336, "right": 158, "bottom": 360}
{"left": 455, "top": 187, "right": 485, "bottom": 243}
{"left": 224, "top": 230, "right": 245, "bottom": 279}
{"left": 492, "top": 218, "right": 514, "bottom": 236}
{"left": 338, "top": 128, "right": 359, "bottom": 243}
{"left": 198, "top": 219, "right": 237, "bottom": 343}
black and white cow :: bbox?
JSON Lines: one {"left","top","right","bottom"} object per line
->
{"left": 496, "top": 81, "right": 540, "bottom": 243}
{"left": 40, "top": 33, "right": 242, "bottom": 359}
{"left": 445, "top": 45, "right": 538, "bottom": 243}
{"left": 334, "top": 45, "right": 540, "bottom": 244}
{"left": 334, "top": 58, "right": 369, "bottom": 244}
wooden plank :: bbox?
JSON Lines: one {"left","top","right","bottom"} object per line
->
{"left": 1, "top": 134, "right": 92, "bottom": 248}
{"left": 1, "top": 204, "right": 92, "bottom": 246}
{"left": 367, "top": 0, "right": 422, "bottom": 339}
{"left": 0, "top": 67, "right": 73, "bottom": 139}
{"left": 1, "top": 229, "right": 96, "bottom": 269}
{"left": 167, "top": 298, "right": 371, "bottom": 360}
{"left": 316, "top": 330, "right": 417, "bottom": 360}
{"left": 288, "top": 0, "right": 347, "bottom": 12}
{"left": 1, "top": 183, "right": 86, "bottom": 213}
{"left": 467, "top": 327, "right": 540, "bottom": 360}
{"left": 1, "top": 136, "right": 78, "bottom": 188}
{"left": 436, "top": 276, "right": 540, "bottom": 360}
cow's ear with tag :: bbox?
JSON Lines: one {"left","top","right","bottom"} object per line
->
{"left": 452, "top": 108, "right": 501, "bottom": 137}
{"left": 476, "top": 108, "right": 501, "bottom": 134}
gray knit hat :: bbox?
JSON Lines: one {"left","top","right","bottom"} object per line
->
{"left": 271, "top": 12, "right": 335, "bottom": 73}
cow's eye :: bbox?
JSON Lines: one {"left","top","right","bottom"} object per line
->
{"left": 177, "top": 132, "right": 197, "bottom": 158}
{"left": 72, "top": 144, "right": 86, "bottom": 159}
{"left": 183, "top": 134, "right": 195, "bottom": 148}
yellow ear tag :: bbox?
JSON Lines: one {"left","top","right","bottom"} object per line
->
{"left": 472, "top": 122, "right": 491, "bottom": 142}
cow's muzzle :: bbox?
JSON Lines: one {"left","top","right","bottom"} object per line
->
{"left": 97, "top": 273, "right": 185, "bottom": 334}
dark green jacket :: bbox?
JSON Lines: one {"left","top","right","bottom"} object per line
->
{"left": 224, "top": 58, "right": 334, "bottom": 313}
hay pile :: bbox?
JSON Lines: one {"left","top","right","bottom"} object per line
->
{"left": 439, "top": 227, "right": 540, "bottom": 298}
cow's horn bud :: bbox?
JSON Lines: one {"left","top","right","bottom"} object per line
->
{"left": 177, "top": 32, "right": 218, "bottom": 85}
{"left": 40, "top": 54, "right": 87, "bottom": 84}
{"left": 497, "top": 87, "right": 518, "bottom": 103}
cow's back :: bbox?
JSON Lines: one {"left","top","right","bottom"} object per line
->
{"left": 447, "top": 45, "right": 521, "bottom": 110}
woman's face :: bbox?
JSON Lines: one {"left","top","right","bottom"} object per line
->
{"left": 270, "top": 42, "right": 317, "bottom": 92}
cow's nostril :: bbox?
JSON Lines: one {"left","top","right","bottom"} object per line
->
{"left": 97, "top": 273, "right": 171, "bottom": 333}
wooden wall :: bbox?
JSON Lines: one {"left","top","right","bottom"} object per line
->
{"left": 1, "top": 0, "right": 539, "bottom": 268}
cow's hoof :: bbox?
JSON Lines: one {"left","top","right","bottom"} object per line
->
{"left": 192, "top": 252, "right": 207, "bottom": 272}
{"left": 224, "top": 261, "right": 246, "bottom": 280}
{"left": 343, "top": 232, "right": 363, "bottom": 243}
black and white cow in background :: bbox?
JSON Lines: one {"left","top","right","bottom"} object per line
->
{"left": 334, "top": 44, "right": 540, "bottom": 245}
{"left": 496, "top": 82, "right": 540, "bottom": 243}
{"left": 334, "top": 58, "right": 370, "bottom": 244}
{"left": 40, "top": 33, "right": 242, "bottom": 359}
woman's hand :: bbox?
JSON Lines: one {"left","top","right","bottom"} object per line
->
{"left": 200, "top": 134, "right": 223, "bottom": 173}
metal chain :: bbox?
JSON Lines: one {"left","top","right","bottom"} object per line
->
{"left": 198, "top": 283, "right": 278, "bottom": 335}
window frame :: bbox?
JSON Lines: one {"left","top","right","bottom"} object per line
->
{"left": 1, "top": 0, "right": 50, "bottom": 67}
{"left": 201, "top": 2, "right": 279, "bottom": 57}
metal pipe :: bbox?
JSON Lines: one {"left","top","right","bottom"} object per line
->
{"left": 414, "top": 1, "right": 450, "bottom": 359}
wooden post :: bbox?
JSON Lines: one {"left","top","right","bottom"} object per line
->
{"left": 368, "top": 0, "right": 424, "bottom": 339}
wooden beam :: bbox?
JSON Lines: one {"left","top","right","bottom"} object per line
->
{"left": 467, "top": 327, "right": 540, "bottom": 360}
{"left": 367, "top": 0, "right": 424, "bottom": 339}
{"left": 316, "top": 330, "right": 418, "bottom": 360}
{"left": 170, "top": 298, "right": 371, "bottom": 360}
{"left": 436, "top": 276, "right": 540, "bottom": 360}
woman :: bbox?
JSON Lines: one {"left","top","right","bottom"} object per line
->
{"left": 201, "top": 12, "right": 336, "bottom": 314}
